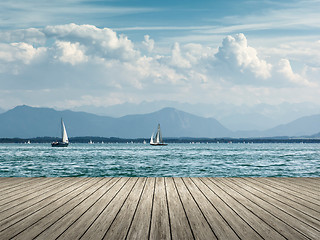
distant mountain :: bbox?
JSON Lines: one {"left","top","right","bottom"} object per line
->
{"left": 2, "top": 105, "right": 320, "bottom": 138}
{"left": 262, "top": 114, "right": 320, "bottom": 137}
{"left": 70, "top": 101, "right": 320, "bottom": 131}
{"left": 0, "top": 105, "right": 231, "bottom": 138}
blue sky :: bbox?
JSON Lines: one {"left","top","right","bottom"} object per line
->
{"left": 0, "top": 0, "right": 320, "bottom": 115}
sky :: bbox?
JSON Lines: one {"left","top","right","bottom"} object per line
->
{"left": 0, "top": 0, "right": 320, "bottom": 113}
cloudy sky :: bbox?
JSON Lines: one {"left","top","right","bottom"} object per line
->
{"left": 0, "top": 0, "right": 320, "bottom": 112}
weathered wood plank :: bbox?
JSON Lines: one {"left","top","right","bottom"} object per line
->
{"left": 0, "top": 178, "right": 101, "bottom": 239}
{"left": 80, "top": 177, "right": 138, "bottom": 240}
{"left": 229, "top": 178, "right": 320, "bottom": 239}
{"left": 185, "top": 177, "right": 239, "bottom": 240}
{"left": 126, "top": 177, "right": 155, "bottom": 240}
{"left": 0, "top": 178, "right": 37, "bottom": 192}
{"left": 280, "top": 178, "right": 320, "bottom": 191}
{"left": 254, "top": 178, "right": 320, "bottom": 203}
{"left": 194, "top": 178, "right": 262, "bottom": 239}
{"left": 149, "top": 177, "right": 171, "bottom": 240}
{"left": 0, "top": 178, "right": 58, "bottom": 202}
{"left": 166, "top": 177, "right": 194, "bottom": 240}
{"left": 0, "top": 177, "right": 318, "bottom": 240}
{"left": 217, "top": 178, "right": 308, "bottom": 240}
{"left": 0, "top": 178, "right": 91, "bottom": 229}
{"left": 208, "top": 178, "right": 286, "bottom": 239}
{"left": 174, "top": 177, "right": 217, "bottom": 239}
{"left": 240, "top": 178, "right": 320, "bottom": 230}
{"left": 0, "top": 178, "right": 70, "bottom": 212}
{"left": 11, "top": 178, "right": 106, "bottom": 240}
{"left": 246, "top": 178, "right": 320, "bottom": 215}
{"left": 33, "top": 178, "right": 117, "bottom": 239}
{"left": 56, "top": 177, "right": 128, "bottom": 240}
{"left": 103, "top": 178, "right": 147, "bottom": 239}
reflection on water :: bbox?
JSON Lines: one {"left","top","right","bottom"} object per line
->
{"left": 0, "top": 143, "right": 319, "bottom": 177}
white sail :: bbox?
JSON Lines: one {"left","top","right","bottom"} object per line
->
{"left": 150, "top": 124, "right": 167, "bottom": 145}
{"left": 155, "top": 124, "right": 162, "bottom": 143}
{"left": 61, "top": 119, "right": 69, "bottom": 143}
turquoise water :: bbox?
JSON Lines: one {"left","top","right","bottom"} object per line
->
{"left": 0, "top": 143, "right": 319, "bottom": 177}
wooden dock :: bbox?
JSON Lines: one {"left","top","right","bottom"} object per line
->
{"left": 0, "top": 177, "right": 319, "bottom": 239}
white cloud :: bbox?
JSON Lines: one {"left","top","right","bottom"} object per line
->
{"left": 0, "top": 24, "right": 320, "bottom": 110}
{"left": 0, "top": 42, "right": 45, "bottom": 64}
{"left": 0, "top": 28, "right": 46, "bottom": 44}
{"left": 170, "top": 42, "right": 191, "bottom": 68}
{"left": 142, "top": 35, "right": 154, "bottom": 52}
{"left": 277, "top": 58, "right": 312, "bottom": 86}
{"left": 215, "top": 33, "right": 272, "bottom": 80}
{"left": 0, "top": 42, "right": 46, "bottom": 74}
{"left": 43, "top": 23, "right": 139, "bottom": 62}
{"left": 55, "top": 41, "right": 88, "bottom": 65}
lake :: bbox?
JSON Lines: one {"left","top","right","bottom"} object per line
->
{"left": 0, "top": 143, "right": 319, "bottom": 177}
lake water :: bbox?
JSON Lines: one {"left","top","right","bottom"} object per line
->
{"left": 0, "top": 143, "right": 319, "bottom": 177}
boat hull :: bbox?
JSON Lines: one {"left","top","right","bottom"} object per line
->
{"left": 51, "top": 142, "right": 68, "bottom": 147}
{"left": 150, "top": 143, "right": 167, "bottom": 146}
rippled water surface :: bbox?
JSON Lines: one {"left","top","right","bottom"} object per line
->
{"left": 0, "top": 143, "right": 319, "bottom": 177}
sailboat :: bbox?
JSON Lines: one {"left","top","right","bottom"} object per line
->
{"left": 150, "top": 124, "right": 167, "bottom": 146}
{"left": 51, "top": 118, "right": 69, "bottom": 147}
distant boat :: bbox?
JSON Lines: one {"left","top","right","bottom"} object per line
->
{"left": 89, "top": 140, "right": 93, "bottom": 144}
{"left": 150, "top": 124, "right": 167, "bottom": 146}
{"left": 51, "top": 118, "right": 69, "bottom": 147}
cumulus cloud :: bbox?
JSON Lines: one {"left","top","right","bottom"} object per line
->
{"left": 0, "top": 42, "right": 46, "bottom": 74}
{"left": 54, "top": 41, "right": 88, "bottom": 65}
{"left": 43, "top": 23, "right": 139, "bottom": 61}
{"left": 277, "top": 58, "right": 312, "bottom": 86}
{"left": 170, "top": 42, "right": 191, "bottom": 68}
{"left": 0, "top": 24, "right": 319, "bottom": 110}
{"left": 142, "top": 35, "right": 154, "bottom": 52}
{"left": 215, "top": 33, "right": 272, "bottom": 79}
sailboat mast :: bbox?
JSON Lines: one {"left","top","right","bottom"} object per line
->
{"left": 158, "top": 124, "right": 162, "bottom": 143}
{"left": 61, "top": 118, "right": 64, "bottom": 140}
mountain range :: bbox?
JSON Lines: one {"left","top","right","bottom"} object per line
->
{"left": 70, "top": 101, "right": 320, "bottom": 131}
{"left": 0, "top": 105, "right": 320, "bottom": 138}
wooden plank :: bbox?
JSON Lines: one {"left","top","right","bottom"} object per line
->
{"left": 55, "top": 177, "right": 129, "bottom": 240}
{"left": 280, "top": 178, "right": 320, "bottom": 191}
{"left": 174, "top": 177, "right": 217, "bottom": 239}
{"left": 0, "top": 178, "right": 90, "bottom": 228}
{"left": 193, "top": 178, "right": 262, "bottom": 239}
{"left": 80, "top": 177, "right": 138, "bottom": 240}
{"left": 0, "top": 178, "right": 57, "bottom": 202}
{"left": 255, "top": 178, "right": 320, "bottom": 203}
{"left": 246, "top": 178, "right": 320, "bottom": 216}
{"left": 229, "top": 178, "right": 320, "bottom": 239}
{"left": 240, "top": 178, "right": 320, "bottom": 230}
{"left": 0, "top": 177, "right": 318, "bottom": 240}
{"left": 0, "top": 178, "right": 37, "bottom": 192}
{"left": 0, "top": 178, "right": 102, "bottom": 239}
{"left": 103, "top": 178, "right": 147, "bottom": 239}
{"left": 165, "top": 177, "right": 194, "bottom": 240}
{"left": 0, "top": 178, "right": 70, "bottom": 212}
{"left": 217, "top": 178, "right": 308, "bottom": 240}
{"left": 10, "top": 178, "right": 105, "bottom": 240}
{"left": 184, "top": 178, "right": 239, "bottom": 239}
{"left": 206, "top": 178, "right": 285, "bottom": 239}
{"left": 149, "top": 177, "right": 171, "bottom": 240}
{"left": 126, "top": 177, "right": 155, "bottom": 240}
{"left": 31, "top": 178, "right": 118, "bottom": 239}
